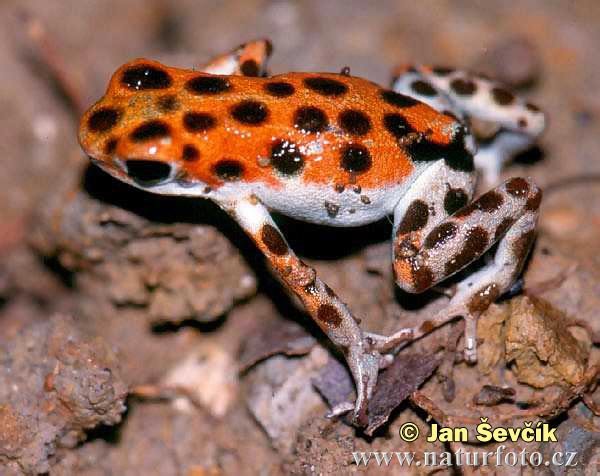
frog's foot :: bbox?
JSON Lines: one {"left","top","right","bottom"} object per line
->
{"left": 344, "top": 343, "right": 382, "bottom": 426}
{"left": 327, "top": 346, "right": 391, "bottom": 425}
{"left": 368, "top": 310, "right": 464, "bottom": 354}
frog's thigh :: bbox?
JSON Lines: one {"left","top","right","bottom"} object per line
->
{"left": 391, "top": 173, "right": 541, "bottom": 359}
{"left": 393, "top": 170, "right": 540, "bottom": 294}
{"left": 391, "top": 159, "right": 476, "bottom": 285}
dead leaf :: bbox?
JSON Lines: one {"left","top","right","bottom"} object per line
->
{"left": 505, "top": 295, "right": 590, "bottom": 388}
{"left": 312, "top": 357, "right": 355, "bottom": 410}
{"left": 238, "top": 321, "right": 317, "bottom": 372}
{"left": 365, "top": 353, "right": 440, "bottom": 435}
{"left": 313, "top": 352, "right": 440, "bottom": 434}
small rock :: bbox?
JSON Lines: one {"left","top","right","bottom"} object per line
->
{"left": 162, "top": 342, "right": 238, "bottom": 417}
{"left": 474, "top": 37, "right": 541, "bottom": 88}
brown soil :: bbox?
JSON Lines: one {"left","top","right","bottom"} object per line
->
{"left": 1, "top": 1, "right": 600, "bottom": 475}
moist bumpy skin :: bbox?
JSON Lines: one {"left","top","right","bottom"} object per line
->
{"left": 79, "top": 59, "right": 466, "bottom": 193}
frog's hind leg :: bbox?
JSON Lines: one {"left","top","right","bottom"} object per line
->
{"left": 392, "top": 65, "right": 546, "bottom": 185}
{"left": 410, "top": 66, "right": 546, "bottom": 136}
{"left": 369, "top": 160, "right": 541, "bottom": 362}
{"left": 391, "top": 65, "right": 467, "bottom": 120}
{"left": 200, "top": 39, "right": 272, "bottom": 76}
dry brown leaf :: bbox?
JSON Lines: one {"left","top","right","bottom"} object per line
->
{"left": 505, "top": 295, "right": 590, "bottom": 388}
{"left": 238, "top": 320, "right": 317, "bottom": 372}
{"left": 313, "top": 352, "right": 440, "bottom": 434}
{"left": 365, "top": 352, "right": 440, "bottom": 435}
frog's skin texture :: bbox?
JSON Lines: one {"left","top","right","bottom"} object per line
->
{"left": 78, "top": 40, "right": 545, "bottom": 426}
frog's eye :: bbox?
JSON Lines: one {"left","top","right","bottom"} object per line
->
{"left": 125, "top": 160, "right": 172, "bottom": 187}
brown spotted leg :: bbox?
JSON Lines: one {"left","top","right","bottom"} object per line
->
{"left": 219, "top": 196, "right": 383, "bottom": 425}
{"left": 374, "top": 167, "right": 541, "bottom": 361}
{"left": 392, "top": 66, "right": 546, "bottom": 186}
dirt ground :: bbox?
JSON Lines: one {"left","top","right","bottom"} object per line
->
{"left": 1, "top": 1, "right": 600, "bottom": 475}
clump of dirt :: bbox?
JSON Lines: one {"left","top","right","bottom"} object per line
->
{"left": 0, "top": 314, "right": 127, "bottom": 476}
{"left": 30, "top": 165, "right": 257, "bottom": 326}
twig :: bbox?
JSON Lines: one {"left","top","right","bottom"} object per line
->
{"left": 17, "top": 10, "right": 85, "bottom": 117}
{"left": 130, "top": 383, "right": 204, "bottom": 409}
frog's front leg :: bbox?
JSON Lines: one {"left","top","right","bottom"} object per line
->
{"left": 218, "top": 195, "right": 381, "bottom": 426}
{"left": 374, "top": 162, "right": 541, "bottom": 360}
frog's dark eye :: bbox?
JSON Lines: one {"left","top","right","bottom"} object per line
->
{"left": 125, "top": 160, "right": 172, "bottom": 186}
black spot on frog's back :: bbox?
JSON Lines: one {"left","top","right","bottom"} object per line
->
{"left": 304, "top": 76, "right": 348, "bottom": 96}
{"left": 129, "top": 120, "right": 170, "bottom": 142}
{"left": 186, "top": 76, "right": 231, "bottom": 94}
{"left": 294, "top": 107, "right": 328, "bottom": 133}
{"left": 340, "top": 145, "right": 372, "bottom": 173}
{"left": 338, "top": 109, "right": 371, "bottom": 136}
{"left": 380, "top": 89, "right": 419, "bottom": 108}
{"left": 183, "top": 112, "right": 216, "bottom": 132}
{"left": 88, "top": 107, "right": 121, "bottom": 133}
{"left": 230, "top": 100, "right": 269, "bottom": 125}
{"left": 270, "top": 140, "right": 305, "bottom": 176}
{"left": 213, "top": 160, "right": 244, "bottom": 181}
{"left": 182, "top": 144, "right": 200, "bottom": 161}
{"left": 121, "top": 64, "right": 172, "bottom": 90}
{"left": 265, "top": 81, "right": 295, "bottom": 97}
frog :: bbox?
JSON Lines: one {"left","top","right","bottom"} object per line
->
{"left": 78, "top": 39, "right": 545, "bottom": 426}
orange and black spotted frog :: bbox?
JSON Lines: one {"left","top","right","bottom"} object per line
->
{"left": 79, "top": 39, "right": 545, "bottom": 426}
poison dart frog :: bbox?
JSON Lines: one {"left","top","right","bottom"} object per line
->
{"left": 79, "top": 39, "right": 546, "bottom": 426}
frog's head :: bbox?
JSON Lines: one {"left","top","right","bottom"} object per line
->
{"left": 78, "top": 59, "right": 213, "bottom": 194}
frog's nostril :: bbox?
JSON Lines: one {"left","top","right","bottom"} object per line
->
{"left": 125, "top": 160, "right": 172, "bottom": 186}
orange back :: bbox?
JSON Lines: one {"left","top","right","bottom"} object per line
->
{"left": 79, "top": 59, "right": 461, "bottom": 191}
